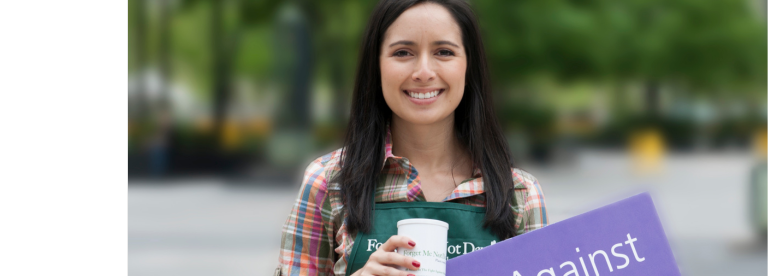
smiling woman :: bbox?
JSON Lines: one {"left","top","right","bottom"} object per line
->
{"left": 276, "top": 1, "right": 549, "bottom": 276}
{"left": 380, "top": 3, "right": 466, "bottom": 125}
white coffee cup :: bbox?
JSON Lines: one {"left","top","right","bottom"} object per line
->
{"left": 396, "top": 218, "right": 449, "bottom": 276}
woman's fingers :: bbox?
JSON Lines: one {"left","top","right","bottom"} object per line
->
{"left": 358, "top": 235, "right": 420, "bottom": 275}
{"left": 379, "top": 235, "right": 420, "bottom": 270}
{"left": 362, "top": 261, "right": 415, "bottom": 276}
{"left": 378, "top": 235, "right": 416, "bottom": 252}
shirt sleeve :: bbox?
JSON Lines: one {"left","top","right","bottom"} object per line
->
{"left": 512, "top": 169, "right": 549, "bottom": 235}
{"left": 521, "top": 175, "right": 548, "bottom": 232}
{"left": 275, "top": 158, "right": 336, "bottom": 276}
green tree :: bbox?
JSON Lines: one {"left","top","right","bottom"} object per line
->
{"left": 473, "top": 0, "right": 766, "bottom": 114}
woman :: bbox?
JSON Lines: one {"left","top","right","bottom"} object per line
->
{"left": 276, "top": 1, "right": 548, "bottom": 275}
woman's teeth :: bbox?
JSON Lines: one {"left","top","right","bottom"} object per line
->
{"left": 407, "top": 90, "right": 440, "bottom": 99}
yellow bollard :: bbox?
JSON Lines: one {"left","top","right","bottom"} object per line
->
{"left": 629, "top": 128, "right": 666, "bottom": 175}
{"left": 222, "top": 119, "right": 242, "bottom": 151}
{"left": 752, "top": 128, "right": 767, "bottom": 160}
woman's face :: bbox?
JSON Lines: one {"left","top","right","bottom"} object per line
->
{"left": 380, "top": 3, "right": 466, "bottom": 126}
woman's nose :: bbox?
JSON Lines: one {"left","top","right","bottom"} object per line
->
{"left": 411, "top": 55, "right": 436, "bottom": 82}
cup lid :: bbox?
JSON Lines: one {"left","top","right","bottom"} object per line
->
{"left": 397, "top": 218, "right": 449, "bottom": 229}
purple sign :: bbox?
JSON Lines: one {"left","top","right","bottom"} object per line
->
{"left": 446, "top": 193, "right": 680, "bottom": 276}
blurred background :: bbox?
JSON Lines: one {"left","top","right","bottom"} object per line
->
{"left": 128, "top": 0, "right": 767, "bottom": 275}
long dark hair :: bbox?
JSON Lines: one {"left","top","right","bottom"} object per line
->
{"left": 334, "top": 0, "right": 518, "bottom": 240}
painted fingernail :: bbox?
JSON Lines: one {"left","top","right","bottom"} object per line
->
{"left": 408, "top": 274, "right": 416, "bottom": 276}
{"left": 408, "top": 241, "right": 416, "bottom": 247}
{"left": 412, "top": 261, "right": 421, "bottom": 267}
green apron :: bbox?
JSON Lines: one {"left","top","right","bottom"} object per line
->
{"left": 345, "top": 194, "right": 500, "bottom": 276}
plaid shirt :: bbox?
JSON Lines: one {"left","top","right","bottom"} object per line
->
{"left": 275, "top": 127, "right": 548, "bottom": 276}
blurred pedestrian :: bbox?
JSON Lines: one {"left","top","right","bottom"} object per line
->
{"left": 147, "top": 102, "right": 171, "bottom": 177}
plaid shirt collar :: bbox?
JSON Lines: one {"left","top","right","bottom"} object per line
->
{"left": 378, "top": 124, "right": 485, "bottom": 202}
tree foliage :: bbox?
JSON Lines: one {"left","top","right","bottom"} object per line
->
{"left": 472, "top": 0, "right": 766, "bottom": 90}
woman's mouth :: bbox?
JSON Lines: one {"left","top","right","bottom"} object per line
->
{"left": 403, "top": 89, "right": 444, "bottom": 99}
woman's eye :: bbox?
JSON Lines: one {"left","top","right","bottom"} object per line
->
{"left": 437, "top": 49, "right": 455, "bottom": 56}
{"left": 393, "top": 50, "right": 411, "bottom": 57}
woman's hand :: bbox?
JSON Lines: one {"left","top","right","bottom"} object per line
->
{"left": 352, "top": 235, "right": 421, "bottom": 276}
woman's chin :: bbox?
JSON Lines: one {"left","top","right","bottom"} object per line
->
{"left": 396, "top": 112, "right": 452, "bottom": 126}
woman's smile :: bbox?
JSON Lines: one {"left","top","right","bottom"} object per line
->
{"left": 403, "top": 88, "right": 445, "bottom": 105}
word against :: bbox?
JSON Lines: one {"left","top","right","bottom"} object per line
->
{"left": 515, "top": 233, "right": 644, "bottom": 276}
{"left": 446, "top": 193, "right": 680, "bottom": 276}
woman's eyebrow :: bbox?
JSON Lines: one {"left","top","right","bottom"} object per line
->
{"left": 387, "top": 40, "right": 460, "bottom": 48}
{"left": 433, "top": 40, "right": 460, "bottom": 48}
{"left": 388, "top": 40, "right": 416, "bottom": 47}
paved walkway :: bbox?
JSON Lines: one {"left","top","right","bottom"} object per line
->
{"left": 129, "top": 150, "right": 766, "bottom": 276}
